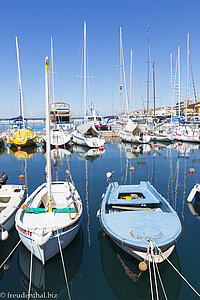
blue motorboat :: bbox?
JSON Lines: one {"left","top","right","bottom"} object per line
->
{"left": 99, "top": 178, "right": 183, "bottom": 263}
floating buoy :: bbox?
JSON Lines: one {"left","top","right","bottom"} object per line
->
{"left": 55, "top": 145, "right": 59, "bottom": 150}
{"left": 129, "top": 166, "right": 135, "bottom": 172}
{"left": 139, "top": 261, "right": 147, "bottom": 271}
{"left": 99, "top": 146, "right": 104, "bottom": 151}
{"left": 19, "top": 174, "right": 25, "bottom": 179}
{"left": 178, "top": 142, "right": 182, "bottom": 146}
{"left": 189, "top": 168, "right": 195, "bottom": 174}
{"left": 0, "top": 227, "right": 9, "bottom": 241}
{"left": 17, "top": 146, "right": 21, "bottom": 151}
{"left": 21, "top": 204, "right": 27, "bottom": 210}
{"left": 133, "top": 145, "right": 137, "bottom": 150}
{"left": 151, "top": 145, "right": 155, "bottom": 149}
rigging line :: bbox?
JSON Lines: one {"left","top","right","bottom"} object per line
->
{"left": 57, "top": 229, "right": 72, "bottom": 300}
{"left": 189, "top": 53, "right": 197, "bottom": 101}
{"left": 174, "top": 157, "right": 180, "bottom": 211}
{"left": 85, "top": 160, "right": 91, "bottom": 246}
{"left": 28, "top": 241, "right": 33, "bottom": 300}
{"left": 0, "top": 240, "right": 21, "bottom": 269}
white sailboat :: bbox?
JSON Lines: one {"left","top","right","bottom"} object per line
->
{"left": 120, "top": 119, "right": 151, "bottom": 144}
{"left": 15, "top": 57, "right": 82, "bottom": 265}
{"left": 72, "top": 21, "right": 105, "bottom": 148}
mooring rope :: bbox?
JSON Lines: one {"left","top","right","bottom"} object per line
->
{"left": 155, "top": 263, "right": 168, "bottom": 300}
{"left": 150, "top": 244, "right": 159, "bottom": 300}
{"left": 0, "top": 240, "right": 21, "bottom": 269}
{"left": 27, "top": 240, "right": 33, "bottom": 300}
{"left": 154, "top": 243, "right": 200, "bottom": 298}
{"left": 56, "top": 229, "right": 72, "bottom": 300}
{"left": 147, "top": 246, "right": 154, "bottom": 300}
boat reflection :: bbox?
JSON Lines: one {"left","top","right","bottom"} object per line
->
{"left": 9, "top": 145, "right": 39, "bottom": 160}
{"left": 99, "top": 231, "right": 181, "bottom": 300}
{"left": 120, "top": 142, "right": 151, "bottom": 159}
{"left": 72, "top": 144, "right": 105, "bottom": 162}
{"left": 0, "top": 227, "right": 19, "bottom": 280}
{"left": 18, "top": 227, "right": 83, "bottom": 296}
{"left": 171, "top": 142, "right": 199, "bottom": 158}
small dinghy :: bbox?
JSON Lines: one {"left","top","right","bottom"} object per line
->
{"left": 99, "top": 173, "right": 182, "bottom": 263}
{"left": 187, "top": 184, "right": 200, "bottom": 203}
{"left": 0, "top": 177, "right": 26, "bottom": 240}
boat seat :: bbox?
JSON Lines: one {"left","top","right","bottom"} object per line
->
{"left": 52, "top": 192, "right": 68, "bottom": 208}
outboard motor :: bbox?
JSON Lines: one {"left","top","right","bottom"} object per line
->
{"left": 0, "top": 172, "right": 8, "bottom": 185}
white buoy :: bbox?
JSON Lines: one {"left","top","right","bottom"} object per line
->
{"left": 0, "top": 228, "right": 9, "bottom": 241}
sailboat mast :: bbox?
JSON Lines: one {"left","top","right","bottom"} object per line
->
{"left": 45, "top": 57, "right": 52, "bottom": 204}
{"left": 120, "top": 26, "right": 123, "bottom": 113}
{"left": 170, "top": 51, "right": 173, "bottom": 123}
{"left": 51, "top": 35, "right": 56, "bottom": 104}
{"left": 153, "top": 61, "right": 155, "bottom": 128}
{"left": 84, "top": 20, "right": 87, "bottom": 121}
{"left": 178, "top": 45, "right": 181, "bottom": 118}
{"left": 15, "top": 36, "right": 25, "bottom": 128}
{"left": 129, "top": 49, "right": 133, "bottom": 114}
{"left": 186, "top": 33, "right": 189, "bottom": 121}
{"left": 146, "top": 27, "right": 150, "bottom": 125}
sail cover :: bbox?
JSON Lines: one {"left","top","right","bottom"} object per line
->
{"left": 77, "top": 124, "right": 99, "bottom": 137}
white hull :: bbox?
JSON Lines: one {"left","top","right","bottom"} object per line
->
{"left": 120, "top": 132, "right": 151, "bottom": 144}
{"left": 151, "top": 135, "right": 174, "bottom": 142}
{"left": 175, "top": 133, "right": 200, "bottom": 143}
{"left": 17, "top": 220, "right": 81, "bottom": 265}
{"left": 72, "top": 130, "right": 105, "bottom": 148}
{"left": 115, "top": 240, "right": 175, "bottom": 264}
{"left": 43, "top": 130, "right": 71, "bottom": 146}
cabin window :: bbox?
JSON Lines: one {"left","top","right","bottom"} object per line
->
{"left": 118, "top": 193, "right": 145, "bottom": 200}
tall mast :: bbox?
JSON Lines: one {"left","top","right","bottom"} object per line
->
{"left": 84, "top": 20, "right": 87, "bottom": 121}
{"left": 146, "top": 27, "right": 150, "bottom": 124}
{"left": 45, "top": 57, "right": 52, "bottom": 206}
{"left": 186, "top": 33, "right": 189, "bottom": 121}
{"left": 129, "top": 49, "right": 133, "bottom": 114}
{"left": 170, "top": 51, "right": 173, "bottom": 123}
{"left": 153, "top": 61, "right": 155, "bottom": 129}
{"left": 178, "top": 44, "right": 181, "bottom": 118}
{"left": 51, "top": 35, "right": 55, "bottom": 104}
{"left": 120, "top": 27, "right": 129, "bottom": 114}
{"left": 120, "top": 26, "right": 123, "bottom": 113}
{"left": 15, "top": 36, "right": 25, "bottom": 128}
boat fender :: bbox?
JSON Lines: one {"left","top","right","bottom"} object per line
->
{"left": 178, "top": 142, "right": 182, "bottom": 146}
{"left": 133, "top": 145, "right": 137, "bottom": 150}
{"left": 0, "top": 227, "right": 9, "bottom": 241}
{"left": 55, "top": 145, "right": 59, "bottom": 150}
{"left": 139, "top": 261, "right": 147, "bottom": 271}
{"left": 96, "top": 209, "right": 100, "bottom": 218}
{"left": 0, "top": 172, "right": 8, "bottom": 185}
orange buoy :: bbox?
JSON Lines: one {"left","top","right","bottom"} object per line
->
{"left": 151, "top": 145, "right": 155, "bottom": 149}
{"left": 99, "top": 146, "right": 104, "bottom": 151}
{"left": 19, "top": 175, "right": 25, "bottom": 179}
{"left": 189, "top": 168, "right": 195, "bottom": 174}
{"left": 133, "top": 145, "right": 137, "bottom": 150}
{"left": 178, "top": 142, "right": 182, "bottom": 146}
{"left": 129, "top": 166, "right": 135, "bottom": 172}
{"left": 21, "top": 204, "right": 27, "bottom": 210}
{"left": 17, "top": 146, "right": 21, "bottom": 152}
{"left": 55, "top": 145, "right": 59, "bottom": 150}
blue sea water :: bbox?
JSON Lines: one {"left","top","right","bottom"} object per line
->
{"left": 0, "top": 140, "right": 200, "bottom": 299}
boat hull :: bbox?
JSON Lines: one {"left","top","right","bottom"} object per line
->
{"left": 72, "top": 131, "right": 105, "bottom": 148}
{"left": 120, "top": 132, "right": 151, "bottom": 144}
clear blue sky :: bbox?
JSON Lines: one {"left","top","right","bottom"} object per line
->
{"left": 0, "top": 0, "right": 199, "bottom": 118}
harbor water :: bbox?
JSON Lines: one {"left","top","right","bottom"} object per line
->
{"left": 0, "top": 139, "right": 200, "bottom": 299}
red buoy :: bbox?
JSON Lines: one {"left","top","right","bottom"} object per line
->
{"left": 189, "top": 168, "right": 195, "bottom": 174}
{"left": 99, "top": 146, "right": 104, "bottom": 151}
{"left": 21, "top": 204, "right": 27, "bottom": 210}
{"left": 129, "top": 166, "right": 135, "bottom": 172}
{"left": 178, "top": 142, "right": 182, "bottom": 146}
{"left": 55, "top": 145, "right": 59, "bottom": 150}
{"left": 19, "top": 174, "right": 25, "bottom": 179}
{"left": 18, "top": 146, "right": 21, "bottom": 152}
{"left": 133, "top": 145, "right": 137, "bottom": 150}
{"left": 151, "top": 145, "right": 155, "bottom": 149}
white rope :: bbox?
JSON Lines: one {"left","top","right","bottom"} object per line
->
{"left": 148, "top": 246, "right": 154, "bottom": 300}
{"left": 28, "top": 240, "right": 33, "bottom": 300}
{"left": 0, "top": 240, "right": 21, "bottom": 269}
{"left": 155, "top": 263, "right": 168, "bottom": 300}
{"left": 150, "top": 244, "right": 159, "bottom": 300}
{"left": 56, "top": 229, "right": 72, "bottom": 300}
{"left": 155, "top": 244, "right": 200, "bottom": 298}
